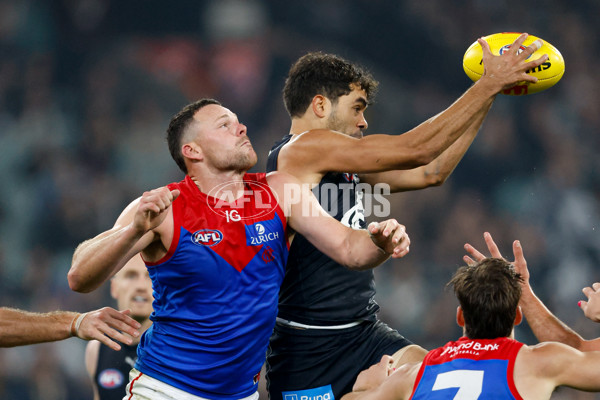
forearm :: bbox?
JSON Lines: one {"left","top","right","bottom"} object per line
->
{"left": 344, "top": 230, "right": 390, "bottom": 270}
{"left": 68, "top": 225, "right": 145, "bottom": 293}
{"left": 0, "top": 308, "right": 77, "bottom": 347}
{"left": 521, "top": 287, "right": 586, "bottom": 349}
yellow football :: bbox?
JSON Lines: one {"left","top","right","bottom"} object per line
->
{"left": 463, "top": 32, "right": 565, "bottom": 95}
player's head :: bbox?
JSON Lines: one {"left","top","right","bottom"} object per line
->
{"left": 283, "top": 52, "right": 379, "bottom": 138}
{"left": 167, "top": 98, "right": 257, "bottom": 174}
{"left": 449, "top": 258, "right": 523, "bottom": 339}
{"left": 110, "top": 255, "right": 153, "bottom": 323}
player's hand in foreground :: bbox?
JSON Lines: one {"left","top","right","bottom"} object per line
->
{"left": 368, "top": 220, "right": 410, "bottom": 258}
{"left": 75, "top": 307, "right": 142, "bottom": 351}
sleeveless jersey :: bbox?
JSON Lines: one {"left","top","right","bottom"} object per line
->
{"left": 267, "top": 135, "right": 378, "bottom": 325}
{"left": 410, "top": 337, "right": 525, "bottom": 399}
{"left": 134, "top": 173, "right": 289, "bottom": 399}
{"left": 94, "top": 342, "right": 138, "bottom": 400}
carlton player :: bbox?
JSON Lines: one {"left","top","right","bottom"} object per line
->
{"left": 85, "top": 255, "right": 153, "bottom": 400}
{"left": 68, "top": 98, "right": 411, "bottom": 400}
{"left": 342, "top": 257, "right": 600, "bottom": 400}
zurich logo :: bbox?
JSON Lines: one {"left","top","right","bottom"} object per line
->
{"left": 191, "top": 229, "right": 223, "bottom": 246}
{"left": 256, "top": 223, "right": 265, "bottom": 235}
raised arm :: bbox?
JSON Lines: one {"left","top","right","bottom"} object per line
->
{"left": 68, "top": 187, "right": 179, "bottom": 293}
{"left": 280, "top": 34, "right": 546, "bottom": 183}
{"left": 0, "top": 307, "right": 140, "bottom": 349}
{"left": 267, "top": 172, "right": 410, "bottom": 270}
{"left": 359, "top": 99, "right": 491, "bottom": 191}
{"left": 464, "top": 232, "right": 600, "bottom": 352}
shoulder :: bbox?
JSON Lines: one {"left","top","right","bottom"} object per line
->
{"left": 85, "top": 339, "right": 102, "bottom": 377}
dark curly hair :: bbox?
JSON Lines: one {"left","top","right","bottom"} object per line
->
{"left": 283, "top": 52, "right": 379, "bottom": 118}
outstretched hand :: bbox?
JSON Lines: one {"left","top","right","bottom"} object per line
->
{"left": 134, "top": 187, "right": 180, "bottom": 234}
{"left": 479, "top": 32, "right": 548, "bottom": 92}
{"left": 76, "top": 307, "right": 142, "bottom": 351}
{"left": 368, "top": 220, "right": 410, "bottom": 259}
{"left": 580, "top": 283, "right": 600, "bottom": 323}
{"left": 463, "top": 232, "right": 530, "bottom": 285}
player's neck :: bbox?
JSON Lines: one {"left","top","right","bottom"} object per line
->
{"left": 188, "top": 169, "right": 247, "bottom": 201}
{"left": 289, "top": 117, "right": 325, "bottom": 136}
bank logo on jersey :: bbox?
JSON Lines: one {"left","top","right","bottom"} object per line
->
{"left": 191, "top": 229, "right": 223, "bottom": 246}
{"left": 98, "top": 368, "right": 124, "bottom": 389}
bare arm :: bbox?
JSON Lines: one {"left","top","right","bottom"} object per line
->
{"left": 267, "top": 172, "right": 410, "bottom": 270}
{"left": 464, "top": 232, "right": 600, "bottom": 352}
{"left": 518, "top": 342, "right": 600, "bottom": 395}
{"left": 0, "top": 307, "right": 140, "bottom": 349}
{"left": 68, "top": 187, "right": 179, "bottom": 293}
{"left": 360, "top": 100, "right": 491, "bottom": 191}
{"left": 341, "top": 356, "right": 419, "bottom": 400}
{"left": 280, "top": 35, "right": 546, "bottom": 182}
{"left": 85, "top": 340, "right": 101, "bottom": 400}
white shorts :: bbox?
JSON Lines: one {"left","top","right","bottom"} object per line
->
{"left": 124, "top": 369, "right": 260, "bottom": 400}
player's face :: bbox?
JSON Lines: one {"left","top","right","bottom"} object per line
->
{"left": 326, "top": 86, "right": 368, "bottom": 139}
{"left": 111, "top": 255, "right": 153, "bottom": 322}
{"left": 194, "top": 104, "right": 258, "bottom": 172}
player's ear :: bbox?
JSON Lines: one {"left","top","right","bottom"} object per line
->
{"left": 311, "top": 95, "right": 330, "bottom": 118}
{"left": 109, "top": 278, "right": 118, "bottom": 301}
{"left": 456, "top": 306, "right": 465, "bottom": 327}
{"left": 182, "top": 142, "right": 203, "bottom": 162}
{"left": 514, "top": 306, "right": 523, "bottom": 326}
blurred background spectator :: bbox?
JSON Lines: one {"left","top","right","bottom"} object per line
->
{"left": 0, "top": 0, "right": 598, "bottom": 398}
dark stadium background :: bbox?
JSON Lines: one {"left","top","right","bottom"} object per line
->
{"left": 0, "top": 1, "right": 598, "bottom": 398}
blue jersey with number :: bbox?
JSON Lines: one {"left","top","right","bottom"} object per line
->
{"left": 134, "top": 173, "right": 289, "bottom": 399}
{"left": 410, "top": 337, "right": 524, "bottom": 399}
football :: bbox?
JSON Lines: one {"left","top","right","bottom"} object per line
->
{"left": 463, "top": 32, "right": 565, "bottom": 95}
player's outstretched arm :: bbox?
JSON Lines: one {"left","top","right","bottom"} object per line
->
{"left": 0, "top": 306, "right": 140, "bottom": 348}
{"left": 280, "top": 34, "right": 547, "bottom": 184}
{"left": 68, "top": 187, "right": 179, "bottom": 293}
{"left": 464, "top": 232, "right": 600, "bottom": 352}
{"left": 267, "top": 172, "right": 410, "bottom": 270}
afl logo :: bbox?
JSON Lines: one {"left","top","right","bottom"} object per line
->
{"left": 192, "top": 229, "right": 223, "bottom": 246}
{"left": 499, "top": 44, "right": 527, "bottom": 57}
{"left": 98, "top": 369, "right": 124, "bottom": 389}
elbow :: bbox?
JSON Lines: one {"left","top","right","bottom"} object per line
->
{"left": 67, "top": 268, "right": 92, "bottom": 293}
{"left": 424, "top": 173, "right": 447, "bottom": 187}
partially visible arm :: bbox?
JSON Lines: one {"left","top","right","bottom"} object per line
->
{"left": 341, "top": 356, "right": 419, "bottom": 400}
{"left": 464, "top": 232, "right": 600, "bottom": 352}
{"left": 518, "top": 342, "right": 600, "bottom": 395}
{"left": 280, "top": 35, "right": 546, "bottom": 182}
{"left": 267, "top": 172, "right": 410, "bottom": 270}
{"left": 85, "top": 340, "right": 101, "bottom": 400}
{"left": 359, "top": 100, "right": 491, "bottom": 192}
{"left": 0, "top": 307, "right": 140, "bottom": 348}
{"left": 68, "top": 187, "right": 179, "bottom": 293}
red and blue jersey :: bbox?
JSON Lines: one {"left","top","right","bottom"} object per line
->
{"left": 135, "top": 173, "right": 289, "bottom": 399}
{"left": 410, "top": 337, "right": 524, "bottom": 400}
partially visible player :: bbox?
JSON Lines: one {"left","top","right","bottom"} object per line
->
{"left": 0, "top": 306, "right": 140, "bottom": 348}
{"left": 342, "top": 257, "right": 600, "bottom": 400}
{"left": 67, "top": 99, "right": 411, "bottom": 399}
{"left": 464, "top": 231, "right": 600, "bottom": 351}
{"left": 85, "top": 254, "right": 153, "bottom": 400}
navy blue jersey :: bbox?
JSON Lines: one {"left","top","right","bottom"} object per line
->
{"left": 94, "top": 342, "right": 138, "bottom": 400}
{"left": 267, "top": 135, "right": 378, "bottom": 325}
